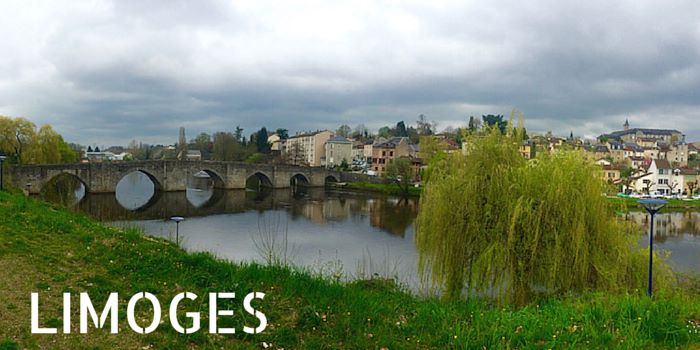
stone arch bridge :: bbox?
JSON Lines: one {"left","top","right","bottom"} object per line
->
{"left": 9, "top": 160, "right": 353, "bottom": 194}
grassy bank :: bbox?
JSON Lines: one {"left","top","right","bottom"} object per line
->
{"left": 607, "top": 197, "right": 700, "bottom": 211}
{"left": 341, "top": 183, "right": 700, "bottom": 211}
{"left": 342, "top": 181, "right": 422, "bottom": 196}
{"left": 1, "top": 192, "right": 700, "bottom": 349}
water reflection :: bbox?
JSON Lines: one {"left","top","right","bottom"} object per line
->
{"left": 115, "top": 171, "right": 157, "bottom": 210}
{"left": 41, "top": 173, "right": 85, "bottom": 206}
{"left": 74, "top": 188, "right": 418, "bottom": 236}
{"left": 627, "top": 212, "right": 700, "bottom": 274}
{"left": 76, "top": 186, "right": 422, "bottom": 288}
{"left": 627, "top": 212, "right": 700, "bottom": 241}
{"left": 104, "top": 192, "right": 421, "bottom": 288}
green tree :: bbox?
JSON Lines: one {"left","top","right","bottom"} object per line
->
{"left": 0, "top": 116, "right": 36, "bottom": 163}
{"left": 0, "top": 117, "right": 79, "bottom": 164}
{"left": 395, "top": 121, "right": 408, "bottom": 137}
{"left": 255, "top": 127, "right": 270, "bottom": 153}
{"left": 234, "top": 126, "right": 244, "bottom": 143}
{"left": 385, "top": 158, "right": 414, "bottom": 196}
{"left": 246, "top": 152, "right": 266, "bottom": 164}
{"left": 377, "top": 126, "right": 392, "bottom": 139}
{"left": 482, "top": 114, "right": 507, "bottom": 134}
{"left": 275, "top": 128, "right": 289, "bottom": 139}
{"left": 418, "top": 136, "right": 447, "bottom": 183}
{"left": 336, "top": 124, "right": 351, "bottom": 137}
{"left": 339, "top": 158, "right": 350, "bottom": 171}
{"left": 192, "top": 132, "right": 212, "bottom": 151}
{"left": 416, "top": 127, "right": 670, "bottom": 304}
{"left": 467, "top": 116, "right": 480, "bottom": 132}
{"left": 212, "top": 132, "right": 238, "bottom": 161}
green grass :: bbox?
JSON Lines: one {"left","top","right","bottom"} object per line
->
{"left": 2, "top": 192, "right": 700, "bottom": 349}
{"left": 606, "top": 197, "right": 700, "bottom": 210}
{"left": 344, "top": 181, "right": 422, "bottom": 196}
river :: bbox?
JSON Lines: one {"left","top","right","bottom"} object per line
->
{"left": 40, "top": 171, "right": 700, "bottom": 293}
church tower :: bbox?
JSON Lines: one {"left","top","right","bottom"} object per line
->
{"left": 623, "top": 119, "right": 629, "bottom": 131}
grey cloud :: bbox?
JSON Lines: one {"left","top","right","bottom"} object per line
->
{"left": 1, "top": 0, "right": 699, "bottom": 146}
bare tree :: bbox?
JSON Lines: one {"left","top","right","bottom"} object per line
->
{"left": 286, "top": 142, "right": 306, "bottom": 166}
{"left": 687, "top": 180, "right": 698, "bottom": 198}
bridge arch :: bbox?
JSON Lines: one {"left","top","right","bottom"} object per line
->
{"left": 192, "top": 169, "right": 225, "bottom": 189}
{"left": 117, "top": 169, "right": 163, "bottom": 192}
{"left": 324, "top": 174, "right": 339, "bottom": 185}
{"left": 41, "top": 172, "right": 88, "bottom": 205}
{"left": 114, "top": 169, "right": 163, "bottom": 211}
{"left": 42, "top": 171, "right": 89, "bottom": 193}
{"left": 246, "top": 171, "right": 273, "bottom": 190}
{"left": 290, "top": 173, "right": 310, "bottom": 187}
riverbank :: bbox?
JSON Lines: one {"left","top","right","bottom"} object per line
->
{"left": 340, "top": 182, "right": 700, "bottom": 211}
{"left": 339, "top": 181, "right": 422, "bottom": 196}
{"left": 1, "top": 192, "right": 700, "bottom": 349}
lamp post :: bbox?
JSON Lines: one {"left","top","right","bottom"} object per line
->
{"left": 170, "top": 216, "right": 185, "bottom": 245}
{"left": 0, "top": 154, "right": 6, "bottom": 191}
{"left": 638, "top": 199, "right": 667, "bottom": 297}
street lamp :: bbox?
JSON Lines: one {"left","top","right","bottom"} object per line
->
{"left": 0, "top": 154, "right": 6, "bottom": 191}
{"left": 639, "top": 199, "right": 667, "bottom": 297}
{"left": 170, "top": 216, "right": 185, "bottom": 245}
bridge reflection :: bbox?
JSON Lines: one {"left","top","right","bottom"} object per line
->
{"left": 58, "top": 188, "right": 419, "bottom": 237}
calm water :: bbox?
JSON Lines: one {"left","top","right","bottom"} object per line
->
{"left": 629, "top": 211, "right": 700, "bottom": 274}
{"left": 42, "top": 172, "right": 700, "bottom": 292}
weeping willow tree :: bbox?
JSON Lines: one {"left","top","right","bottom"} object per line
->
{"left": 416, "top": 121, "right": 673, "bottom": 305}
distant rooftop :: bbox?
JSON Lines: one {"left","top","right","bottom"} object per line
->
{"left": 289, "top": 130, "right": 332, "bottom": 139}
{"left": 653, "top": 158, "right": 672, "bottom": 169}
{"left": 374, "top": 137, "right": 411, "bottom": 148}
{"left": 327, "top": 135, "right": 351, "bottom": 143}
{"left": 604, "top": 128, "right": 683, "bottom": 138}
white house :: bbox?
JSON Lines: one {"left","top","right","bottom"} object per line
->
{"left": 631, "top": 159, "right": 684, "bottom": 196}
{"left": 85, "top": 151, "right": 131, "bottom": 162}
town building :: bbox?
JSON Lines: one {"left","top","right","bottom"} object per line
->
{"left": 322, "top": 136, "right": 353, "bottom": 168}
{"left": 282, "top": 130, "right": 333, "bottom": 167}
{"left": 267, "top": 134, "right": 282, "bottom": 151}
{"left": 601, "top": 164, "right": 621, "bottom": 184}
{"left": 631, "top": 159, "right": 682, "bottom": 196}
{"left": 178, "top": 150, "right": 202, "bottom": 161}
{"left": 601, "top": 120, "right": 685, "bottom": 144}
{"left": 85, "top": 151, "right": 131, "bottom": 162}
{"left": 370, "top": 137, "right": 420, "bottom": 178}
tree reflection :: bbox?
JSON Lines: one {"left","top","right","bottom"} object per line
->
{"left": 41, "top": 173, "right": 85, "bottom": 207}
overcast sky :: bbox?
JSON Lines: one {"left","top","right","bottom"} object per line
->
{"left": 1, "top": 0, "right": 699, "bottom": 146}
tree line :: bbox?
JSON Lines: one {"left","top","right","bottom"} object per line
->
{"left": 0, "top": 116, "right": 79, "bottom": 164}
{"left": 0, "top": 112, "right": 526, "bottom": 166}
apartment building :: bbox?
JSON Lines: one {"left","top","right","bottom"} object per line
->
{"left": 282, "top": 130, "right": 333, "bottom": 167}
